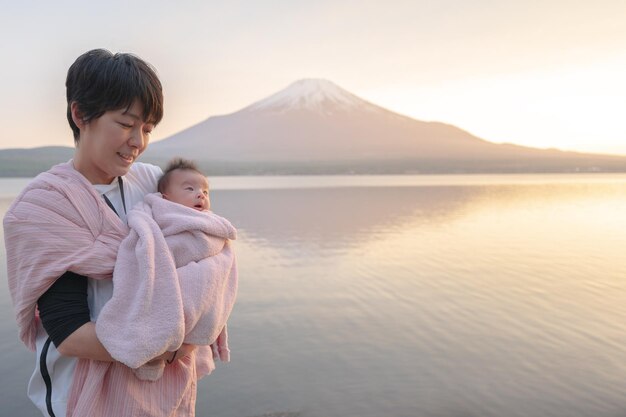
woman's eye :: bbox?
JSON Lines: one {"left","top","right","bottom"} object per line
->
{"left": 119, "top": 122, "right": 133, "bottom": 128}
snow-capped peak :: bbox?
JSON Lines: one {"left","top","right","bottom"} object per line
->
{"left": 244, "top": 79, "right": 373, "bottom": 113}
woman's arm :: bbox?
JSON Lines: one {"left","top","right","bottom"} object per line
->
{"left": 39, "top": 271, "right": 195, "bottom": 362}
{"left": 38, "top": 271, "right": 116, "bottom": 361}
{"left": 58, "top": 322, "right": 115, "bottom": 361}
{"left": 60, "top": 325, "right": 196, "bottom": 362}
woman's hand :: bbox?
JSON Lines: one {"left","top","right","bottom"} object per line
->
{"left": 154, "top": 343, "right": 197, "bottom": 363}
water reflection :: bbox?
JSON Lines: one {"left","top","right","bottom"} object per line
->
{"left": 213, "top": 183, "right": 626, "bottom": 255}
{"left": 204, "top": 182, "right": 626, "bottom": 417}
{"left": 213, "top": 187, "right": 480, "bottom": 245}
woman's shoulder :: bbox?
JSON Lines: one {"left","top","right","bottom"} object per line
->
{"left": 5, "top": 163, "right": 76, "bottom": 217}
{"left": 4, "top": 183, "right": 80, "bottom": 226}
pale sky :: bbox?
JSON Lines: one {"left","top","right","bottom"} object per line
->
{"left": 1, "top": 0, "right": 625, "bottom": 155}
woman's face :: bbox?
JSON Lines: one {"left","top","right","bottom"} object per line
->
{"left": 73, "top": 100, "right": 154, "bottom": 184}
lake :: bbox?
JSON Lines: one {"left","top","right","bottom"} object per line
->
{"left": 1, "top": 174, "right": 626, "bottom": 417}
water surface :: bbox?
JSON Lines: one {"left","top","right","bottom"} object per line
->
{"left": 1, "top": 175, "right": 625, "bottom": 417}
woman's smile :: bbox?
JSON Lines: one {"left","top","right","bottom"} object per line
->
{"left": 117, "top": 152, "right": 136, "bottom": 164}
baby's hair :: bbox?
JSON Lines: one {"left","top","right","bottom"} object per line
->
{"left": 158, "top": 157, "right": 205, "bottom": 194}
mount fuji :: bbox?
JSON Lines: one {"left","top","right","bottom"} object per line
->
{"left": 142, "top": 79, "right": 625, "bottom": 174}
{"left": 2, "top": 79, "right": 625, "bottom": 176}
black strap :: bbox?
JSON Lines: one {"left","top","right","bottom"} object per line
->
{"left": 102, "top": 194, "right": 118, "bottom": 216}
{"left": 118, "top": 176, "right": 127, "bottom": 215}
{"left": 40, "top": 337, "right": 57, "bottom": 417}
{"left": 102, "top": 177, "right": 127, "bottom": 217}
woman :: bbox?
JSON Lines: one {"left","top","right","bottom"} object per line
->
{"left": 4, "top": 49, "right": 202, "bottom": 417}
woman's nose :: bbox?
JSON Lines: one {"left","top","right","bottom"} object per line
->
{"left": 128, "top": 129, "right": 148, "bottom": 149}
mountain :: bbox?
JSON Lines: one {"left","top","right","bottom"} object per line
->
{"left": 1, "top": 79, "right": 626, "bottom": 176}
{"left": 142, "top": 79, "right": 626, "bottom": 173}
{"left": 0, "top": 146, "right": 74, "bottom": 177}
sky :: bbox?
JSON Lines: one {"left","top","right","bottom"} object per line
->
{"left": 1, "top": 0, "right": 625, "bottom": 155}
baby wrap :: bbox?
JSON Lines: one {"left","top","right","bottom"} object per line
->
{"left": 3, "top": 161, "right": 128, "bottom": 351}
{"left": 96, "top": 193, "right": 238, "bottom": 380}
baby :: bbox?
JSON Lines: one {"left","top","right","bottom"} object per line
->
{"left": 96, "top": 158, "right": 237, "bottom": 381}
{"left": 158, "top": 158, "right": 211, "bottom": 212}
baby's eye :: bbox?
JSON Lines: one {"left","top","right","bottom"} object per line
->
{"left": 203, "top": 190, "right": 209, "bottom": 196}
{"left": 185, "top": 187, "right": 193, "bottom": 191}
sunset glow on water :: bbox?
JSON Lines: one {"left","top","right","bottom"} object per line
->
{"left": 2, "top": 175, "right": 625, "bottom": 416}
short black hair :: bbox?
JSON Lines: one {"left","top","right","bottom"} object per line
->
{"left": 66, "top": 49, "right": 164, "bottom": 144}
{"left": 158, "top": 157, "right": 206, "bottom": 194}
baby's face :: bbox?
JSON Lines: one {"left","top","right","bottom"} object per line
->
{"left": 162, "top": 169, "right": 210, "bottom": 211}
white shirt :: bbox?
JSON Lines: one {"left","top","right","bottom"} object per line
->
{"left": 28, "top": 162, "right": 163, "bottom": 417}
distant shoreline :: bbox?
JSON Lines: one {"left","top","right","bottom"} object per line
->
{"left": 3, "top": 173, "right": 626, "bottom": 198}
{"left": 2, "top": 145, "right": 626, "bottom": 177}
{"left": 2, "top": 161, "right": 626, "bottom": 178}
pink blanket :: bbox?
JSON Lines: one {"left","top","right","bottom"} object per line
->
{"left": 96, "top": 193, "right": 238, "bottom": 380}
